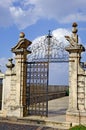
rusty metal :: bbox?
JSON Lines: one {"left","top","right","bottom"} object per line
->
{"left": 24, "top": 31, "right": 69, "bottom": 117}
{"left": 28, "top": 31, "right": 69, "bottom": 62}
{"left": 26, "top": 62, "right": 48, "bottom": 116}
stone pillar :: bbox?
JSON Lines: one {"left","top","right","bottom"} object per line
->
{"left": 2, "top": 58, "right": 15, "bottom": 117}
{"left": 65, "top": 23, "right": 86, "bottom": 124}
{"left": 11, "top": 32, "right": 32, "bottom": 117}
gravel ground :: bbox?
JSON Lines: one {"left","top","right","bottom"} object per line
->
{"left": 0, "top": 122, "right": 60, "bottom": 130}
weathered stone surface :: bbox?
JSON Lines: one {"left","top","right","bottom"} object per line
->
{"left": 78, "top": 104, "right": 84, "bottom": 110}
{"left": 0, "top": 33, "right": 32, "bottom": 118}
{"left": 78, "top": 93, "right": 84, "bottom": 98}
{"left": 78, "top": 87, "right": 84, "bottom": 93}
{"left": 78, "top": 98, "right": 84, "bottom": 104}
{"left": 65, "top": 22, "right": 86, "bottom": 124}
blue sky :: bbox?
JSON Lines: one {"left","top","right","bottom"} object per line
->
{"left": 0, "top": 0, "right": 86, "bottom": 84}
{"left": 0, "top": 0, "right": 86, "bottom": 58}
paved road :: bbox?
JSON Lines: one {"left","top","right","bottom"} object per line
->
{"left": 0, "top": 97, "right": 69, "bottom": 130}
{"left": 0, "top": 122, "right": 60, "bottom": 130}
{"left": 48, "top": 96, "right": 69, "bottom": 122}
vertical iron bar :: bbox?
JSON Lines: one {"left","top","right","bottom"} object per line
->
{"left": 46, "top": 30, "right": 52, "bottom": 116}
{"left": 46, "top": 62, "right": 49, "bottom": 117}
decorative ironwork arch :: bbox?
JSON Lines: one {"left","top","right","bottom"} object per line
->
{"left": 28, "top": 31, "right": 69, "bottom": 62}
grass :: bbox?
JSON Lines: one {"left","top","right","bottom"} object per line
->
{"left": 66, "top": 88, "right": 69, "bottom": 96}
{"left": 69, "top": 125, "right": 86, "bottom": 130}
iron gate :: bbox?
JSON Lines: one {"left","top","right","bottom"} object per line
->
{"left": 26, "top": 62, "right": 49, "bottom": 116}
{"left": 25, "top": 31, "right": 69, "bottom": 117}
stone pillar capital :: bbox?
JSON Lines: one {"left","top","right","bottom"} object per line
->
{"left": 11, "top": 32, "right": 32, "bottom": 56}
{"left": 65, "top": 22, "right": 85, "bottom": 52}
{"left": 65, "top": 22, "right": 85, "bottom": 57}
{"left": 65, "top": 44, "right": 85, "bottom": 54}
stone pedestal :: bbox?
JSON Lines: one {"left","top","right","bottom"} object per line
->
{"left": 65, "top": 23, "right": 86, "bottom": 124}
{"left": 2, "top": 58, "right": 16, "bottom": 117}
{"left": 2, "top": 32, "right": 32, "bottom": 118}
{"left": 66, "top": 45, "right": 85, "bottom": 124}
{"left": 10, "top": 32, "right": 32, "bottom": 117}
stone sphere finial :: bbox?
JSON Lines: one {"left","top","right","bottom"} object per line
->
{"left": 19, "top": 32, "right": 25, "bottom": 38}
{"left": 72, "top": 22, "right": 78, "bottom": 33}
{"left": 72, "top": 22, "right": 78, "bottom": 27}
{"left": 6, "top": 58, "right": 15, "bottom": 70}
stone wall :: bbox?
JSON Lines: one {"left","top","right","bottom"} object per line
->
{"left": 48, "top": 85, "right": 68, "bottom": 93}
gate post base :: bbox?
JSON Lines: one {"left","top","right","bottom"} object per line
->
{"left": 66, "top": 110, "right": 86, "bottom": 124}
{"left": 6, "top": 106, "right": 24, "bottom": 118}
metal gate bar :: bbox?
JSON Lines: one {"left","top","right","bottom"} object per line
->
{"left": 26, "top": 62, "right": 48, "bottom": 116}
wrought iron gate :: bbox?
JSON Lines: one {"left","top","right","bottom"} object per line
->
{"left": 25, "top": 31, "right": 69, "bottom": 117}
{"left": 26, "top": 62, "right": 48, "bottom": 116}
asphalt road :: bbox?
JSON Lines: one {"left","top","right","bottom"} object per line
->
{"left": 0, "top": 122, "right": 59, "bottom": 130}
{"left": 0, "top": 97, "right": 69, "bottom": 130}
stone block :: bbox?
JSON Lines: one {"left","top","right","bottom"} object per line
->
{"left": 78, "top": 87, "right": 84, "bottom": 93}
{"left": 66, "top": 111, "right": 86, "bottom": 124}
{"left": 78, "top": 104, "right": 84, "bottom": 110}
{"left": 78, "top": 93, "right": 84, "bottom": 98}
{"left": 66, "top": 112, "right": 79, "bottom": 123}
{"left": 78, "top": 98, "right": 84, "bottom": 104}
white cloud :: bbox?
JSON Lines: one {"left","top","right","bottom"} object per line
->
{"left": 0, "top": 27, "right": 83, "bottom": 72}
{"left": 52, "top": 28, "right": 82, "bottom": 44}
{"left": 10, "top": 7, "right": 24, "bottom": 17}
{"left": 28, "top": 28, "right": 71, "bottom": 61}
{"left": 52, "top": 28, "right": 71, "bottom": 45}
{"left": 61, "top": 13, "right": 86, "bottom": 23}
{"left": 0, "top": 58, "right": 8, "bottom": 73}
{"left": 0, "top": 0, "right": 12, "bottom": 7}
{"left": 32, "top": 28, "right": 71, "bottom": 44}
{"left": 0, "top": 0, "right": 86, "bottom": 29}
{"left": 0, "top": 0, "right": 13, "bottom": 27}
{"left": 28, "top": 28, "right": 70, "bottom": 85}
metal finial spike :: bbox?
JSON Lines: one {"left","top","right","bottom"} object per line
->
{"left": 47, "top": 30, "right": 52, "bottom": 38}
{"left": 48, "top": 30, "right": 51, "bottom": 36}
